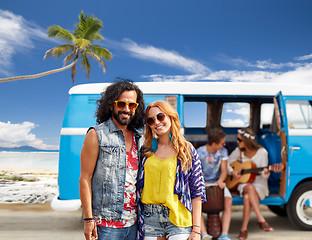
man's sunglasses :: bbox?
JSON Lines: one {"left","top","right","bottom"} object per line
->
{"left": 114, "top": 100, "right": 139, "bottom": 110}
{"left": 146, "top": 112, "right": 166, "bottom": 126}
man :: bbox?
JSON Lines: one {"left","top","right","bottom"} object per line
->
{"left": 79, "top": 80, "right": 145, "bottom": 240}
{"left": 197, "top": 128, "right": 233, "bottom": 240}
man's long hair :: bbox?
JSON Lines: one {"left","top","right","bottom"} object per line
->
{"left": 95, "top": 80, "right": 145, "bottom": 130}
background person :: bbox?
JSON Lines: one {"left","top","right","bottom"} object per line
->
{"left": 137, "top": 100, "right": 206, "bottom": 240}
{"left": 79, "top": 80, "right": 145, "bottom": 240}
{"left": 197, "top": 128, "right": 233, "bottom": 240}
{"left": 228, "top": 128, "right": 273, "bottom": 240}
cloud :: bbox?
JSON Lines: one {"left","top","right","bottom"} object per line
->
{"left": 222, "top": 55, "right": 304, "bottom": 70}
{"left": 295, "top": 53, "right": 312, "bottom": 61}
{"left": 142, "top": 70, "right": 280, "bottom": 82}
{"left": 0, "top": 9, "right": 47, "bottom": 76}
{"left": 121, "top": 39, "right": 211, "bottom": 74}
{"left": 221, "top": 103, "right": 249, "bottom": 127}
{"left": 105, "top": 38, "right": 312, "bottom": 85}
{"left": 143, "top": 61, "right": 312, "bottom": 85}
{"left": 221, "top": 119, "right": 248, "bottom": 128}
{"left": 0, "top": 121, "right": 58, "bottom": 150}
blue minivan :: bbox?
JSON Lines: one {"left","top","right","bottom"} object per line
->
{"left": 52, "top": 81, "right": 312, "bottom": 230}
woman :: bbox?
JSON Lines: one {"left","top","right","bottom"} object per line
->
{"left": 228, "top": 128, "right": 273, "bottom": 240}
{"left": 137, "top": 101, "right": 206, "bottom": 240}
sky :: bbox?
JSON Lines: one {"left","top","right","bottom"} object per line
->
{"left": 1, "top": 0, "right": 312, "bottom": 150}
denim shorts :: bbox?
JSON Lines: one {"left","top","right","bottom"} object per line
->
{"left": 97, "top": 222, "right": 137, "bottom": 240}
{"left": 143, "top": 204, "right": 192, "bottom": 238}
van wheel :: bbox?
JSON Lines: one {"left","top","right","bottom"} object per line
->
{"left": 286, "top": 182, "right": 312, "bottom": 230}
{"left": 267, "top": 205, "right": 287, "bottom": 217}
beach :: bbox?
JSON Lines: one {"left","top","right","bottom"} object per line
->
{"left": 1, "top": 169, "right": 312, "bottom": 239}
{"left": 0, "top": 168, "right": 58, "bottom": 204}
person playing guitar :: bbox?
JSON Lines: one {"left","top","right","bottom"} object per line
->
{"left": 227, "top": 128, "right": 274, "bottom": 240}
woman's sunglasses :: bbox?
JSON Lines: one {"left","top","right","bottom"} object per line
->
{"left": 146, "top": 112, "right": 166, "bottom": 126}
{"left": 237, "top": 137, "right": 243, "bottom": 142}
{"left": 114, "top": 100, "right": 139, "bottom": 110}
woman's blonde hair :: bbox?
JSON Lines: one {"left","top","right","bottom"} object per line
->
{"left": 143, "top": 100, "right": 193, "bottom": 171}
{"left": 239, "top": 128, "right": 262, "bottom": 150}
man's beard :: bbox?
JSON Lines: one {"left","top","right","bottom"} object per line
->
{"left": 113, "top": 110, "right": 134, "bottom": 126}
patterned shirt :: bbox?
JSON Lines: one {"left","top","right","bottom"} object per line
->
{"left": 197, "top": 145, "right": 228, "bottom": 183}
{"left": 98, "top": 133, "right": 138, "bottom": 228}
{"left": 137, "top": 146, "right": 206, "bottom": 239}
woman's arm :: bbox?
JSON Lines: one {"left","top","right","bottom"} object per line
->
{"left": 227, "top": 147, "right": 240, "bottom": 175}
{"left": 188, "top": 147, "right": 206, "bottom": 202}
{"left": 258, "top": 148, "right": 270, "bottom": 179}
{"left": 189, "top": 196, "right": 202, "bottom": 240}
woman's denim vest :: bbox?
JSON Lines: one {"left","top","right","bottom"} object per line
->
{"left": 91, "top": 118, "right": 142, "bottom": 220}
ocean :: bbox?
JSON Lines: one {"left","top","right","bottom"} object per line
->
{"left": 0, "top": 151, "right": 59, "bottom": 171}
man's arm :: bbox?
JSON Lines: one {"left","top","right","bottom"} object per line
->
{"left": 215, "top": 159, "right": 228, "bottom": 189}
{"left": 79, "top": 129, "right": 99, "bottom": 240}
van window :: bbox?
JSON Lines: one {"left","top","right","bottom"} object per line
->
{"left": 286, "top": 100, "right": 312, "bottom": 129}
{"left": 261, "top": 103, "right": 274, "bottom": 129}
{"left": 184, "top": 102, "right": 207, "bottom": 127}
{"left": 221, "top": 102, "right": 250, "bottom": 128}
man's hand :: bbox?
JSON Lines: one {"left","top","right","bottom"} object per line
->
{"left": 84, "top": 221, "right": 98, "bottom": 240}
{"left": 215, "top": 179, "right": 225, "bottom": 189}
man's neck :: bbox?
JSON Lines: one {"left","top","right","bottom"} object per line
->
{"left": 111, "top": 116, "right": 129, "bottom": 132}
{"left": 206, "top": 144, "right": 217, "bottom": 154}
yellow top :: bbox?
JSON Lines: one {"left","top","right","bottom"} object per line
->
{"left": 141, "top": 154, "right": 192, "bottom": 227}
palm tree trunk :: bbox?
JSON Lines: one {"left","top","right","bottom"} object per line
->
{"left": 0, "top": 58, "right": 78, "bottom": 83}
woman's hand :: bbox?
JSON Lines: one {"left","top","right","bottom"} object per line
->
{"left": 84, "top": 221, "right": 97, "bottom": 240}
{"left": 263, "top": 167, "right": 270, "bottom": 175}
{"left": 187, "top": 230, "right": 201, "bottom": 240}
{"left": 232, "top": 170, "right": 241, "bottom": 180}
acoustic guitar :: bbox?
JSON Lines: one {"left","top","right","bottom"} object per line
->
{"left": 225, "top": 161, "right": 285, "bottom": 190}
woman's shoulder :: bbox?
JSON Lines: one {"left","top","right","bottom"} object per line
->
{"left": 257, "top": 147, "right": 268, "bottom": 156}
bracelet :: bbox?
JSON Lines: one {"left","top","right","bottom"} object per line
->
{"left": 192, "top": 230, "right": 201, "bottom": 235}
{"left": 83, "top": 218, "right": 94, "bottom": 221}
{"left": 84, "top": 219, "right": 95, "bottom": 223}
{"left": 193, "top": 225, "right": 200, "bottom": 228}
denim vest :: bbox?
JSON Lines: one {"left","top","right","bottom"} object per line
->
{"left": 91, "top": 118, "right": 142, "bottom": 220}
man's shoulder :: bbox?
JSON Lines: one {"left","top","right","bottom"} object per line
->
{"left": 95, "top": 118, "right": 115, "bottom": 130}
{"left": 196, "top": 145, "right": 207, "bottom": 152}
{"left": 220, "top": 147, "right": 229, "bottom": 154}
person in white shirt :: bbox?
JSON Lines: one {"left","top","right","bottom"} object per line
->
{"left": 228, "top": 128, "right": 273, "bottom": 240}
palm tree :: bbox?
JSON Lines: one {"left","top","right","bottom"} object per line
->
{"left": 0, "top": 11, "right": 112, "bottom": 84}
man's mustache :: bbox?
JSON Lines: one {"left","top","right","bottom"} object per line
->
{"left": 118, "top": 110, "right": 133, "bottom": 116}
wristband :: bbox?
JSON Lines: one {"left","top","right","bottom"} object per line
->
{"left": 192, "top": 230, "right": 201, "bottom": 235}
{"left": 84, "top": 219, "right": 95, "bottom": 223}
{"left": 84, "top": 218, "right": 94, "bottom": 221}
{"left": 193, "top": 225, "right": 200, "bottom": 228}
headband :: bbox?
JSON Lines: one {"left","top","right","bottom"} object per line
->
{"left": 238, "top": 129, "right": 255, "bottom": 140}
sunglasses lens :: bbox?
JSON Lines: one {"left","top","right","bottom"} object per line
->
{"left": 146, "top": 117, "right": 155, "bottom": 126}
{"left": 146, "top": 113, "right": 166, "bottom": 126}
{"left": 128, "top": 102, "right": 138, "bottom": 110}
{"left": 237, "top": 138, "right": 242, "bottom": 142}
{"left": 157, "top": 113, "right": 166, "bottom": 121}
{"left": 115, "top": 101, "right": 138, "bottom": 110}
{"left": 116, "top": 101, "right": 126, "bottom": 108}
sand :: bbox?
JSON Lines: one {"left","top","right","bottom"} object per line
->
{"left": 0, "top": 168, "right": 58, "bottom": 203}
